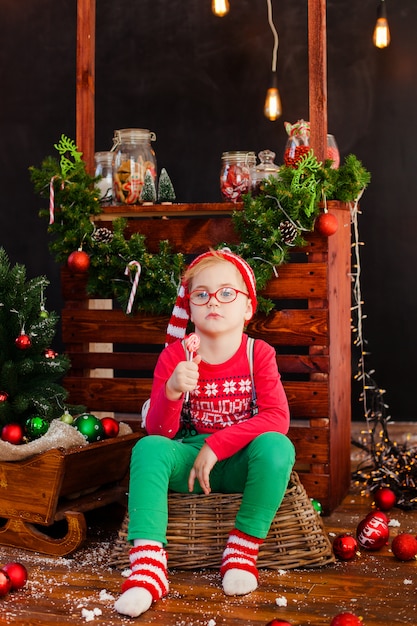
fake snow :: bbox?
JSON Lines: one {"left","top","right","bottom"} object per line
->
{"left": 388, "top": 518, "right": 401, "bottom": 527}
{"left": 403, "top": 579, "right": 413, "bottom": 585}
{"left": 207, "top": 620, "right": 216, "bottom": 626}
{"left": 99, "top": 589, "right": 115, "bottom": 601}
{"left": 275, "top": 595, "right": 288, "bottom": 607}
{"left": 81, "top": 607, "right": 103, "bottom": 622}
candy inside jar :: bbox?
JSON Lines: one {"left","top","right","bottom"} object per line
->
{"left": 283, "top": 119, "right": 340, "bottom": 169}
{"left": 220, "top": 151, "right": 256, "bottom": 203}
{"left": 112, "top": 128, "right": 157, "bottom": 205}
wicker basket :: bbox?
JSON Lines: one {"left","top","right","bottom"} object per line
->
{"left": 109, "top": 472, "right": 335, "bottom": 570}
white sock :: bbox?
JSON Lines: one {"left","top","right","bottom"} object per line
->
{"left": 114, "top": 544, "right": 169, "bottom": 617}
{"left": 220, "top": 528, "right": 263, "bottom": 596}
{"left": 114, "top": 587, "right": 153, "bottom": 618}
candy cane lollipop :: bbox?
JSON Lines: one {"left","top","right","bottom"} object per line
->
{"left": 185, "top": 333, "right": 200, "bottom": 361}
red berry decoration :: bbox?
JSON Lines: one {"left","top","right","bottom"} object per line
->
{"left": 330, "top": 613, "right": 362, "bottom": 626}
{"left": 0, "top": 391, "right": 9, "bottom": 403}
{"left": 356, "top": 512, "right": 389, "bottom": 551}
{"left": 333, "top": 533, "right": 358, "bottom": 561}
{"left": 67, "top": 249, "right": 90, "bottom": 273}
{"left": 391, "top": 533, "right": 417, "bottom": 561}
{"left": 315, "top": 212, "right": 338, "bottom": 237}
{"left": 0, "top": 570, "right": 12, "bottom": 597}
{"left": 44, "top": 348, "right": 57, "bottom": 359}
{"left": 15, "top": 333, "right": 32, "bottom": 350}
{"left": 1, "top": 423, "right": 24, "bottom": 445}
{"left": 101, "top": 416, "right": 120, "bottom": 438}
{"left": 1, "top": 562, "right": 28, "bottom": 590}
{"left": 373, "top": 487, "right": 397, "bottom": 511}
{"left": 265, "top": 621, "right": 292, "bottom": 626}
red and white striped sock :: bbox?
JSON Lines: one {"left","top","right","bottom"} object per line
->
{"left": 220, "top": 529, "right": 263, "bottom": 595}
{"left": 121, "top": 544, "right": 169, "bottom": 601}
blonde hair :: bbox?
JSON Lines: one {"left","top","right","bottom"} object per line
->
{"left": 184, "top": 251, "right": 246, "bottom": 292}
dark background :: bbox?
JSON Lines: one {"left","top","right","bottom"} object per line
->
{"left": 0, "top": 0, "right": 415, "bottom": 421}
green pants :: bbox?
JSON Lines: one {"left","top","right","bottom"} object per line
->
{"left": 127, "top": 432, "right": 295, "bottom": 545}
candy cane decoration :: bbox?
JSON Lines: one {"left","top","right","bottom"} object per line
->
{"left": 185, "top": 333, "right": 200, "bottom": 360}
{"left": 124, "top": 261, "right": 142, "bottom": 314}
{"left": 49, "top": 176, "right": 56, "bottom": 224}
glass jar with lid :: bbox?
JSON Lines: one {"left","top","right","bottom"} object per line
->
{"left": 283, "top": 120, "right": 340, "bottom": 169}
{"left": 112, "top": 128, "right": 157, "bottom": 204}
{"left": 253, "top": 150, "right": 280, "bottom": 194}
{"left": 220, "top": 151, "right": 256, "bottom": 203}
{"left": 94, "top": 151, "right": 113, "bottom": 204}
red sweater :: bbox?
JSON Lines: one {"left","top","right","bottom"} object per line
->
{"left": 146, "top": 334, "right": 290, "bottom": 461}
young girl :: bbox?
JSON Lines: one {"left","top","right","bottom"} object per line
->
{"left": 115, "top": 249, "right": 295, "bottom": 618}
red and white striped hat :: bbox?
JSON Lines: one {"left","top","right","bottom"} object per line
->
{"left": 165, "top": 249, "right": 257, "bottom": 345}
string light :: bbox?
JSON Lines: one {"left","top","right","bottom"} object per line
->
{"left": 212, "top": 0, "right": 230, "bottom": 17}
{"left": 350, "top": 199, "right": 417, "bottom": 509}
{"left": 264, "top": 0, "right": 282, "bottom": 121}
{"left": 373, "top": 0, "right": 391, "bottom": 49}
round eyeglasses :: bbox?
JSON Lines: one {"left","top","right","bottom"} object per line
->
{"left": 188, "top": 287, "right": 249, "bottom": 306}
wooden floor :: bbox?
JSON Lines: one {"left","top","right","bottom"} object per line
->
{"left": 1, "top": 425, "right": 417, "bottom": 625}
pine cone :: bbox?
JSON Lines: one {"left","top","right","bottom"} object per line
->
{"left": 279, "top": 221, "right": 298, "bottom": 244}
{"left": 91, "top": 227, "right": 114, "bottom": 244}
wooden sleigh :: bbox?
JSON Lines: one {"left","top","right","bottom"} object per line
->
{"left": 0, "top": 431, "right": 141, "bottom": 556}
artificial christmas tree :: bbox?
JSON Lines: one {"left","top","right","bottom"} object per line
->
{"left": 139, "top": 169, "right": 157, "bottom": 204}
{"left": 0, "top": 248, "right": 74, "bottom": 436}
{"left": 157, "top": 167, "right": 176, "bottom": 203}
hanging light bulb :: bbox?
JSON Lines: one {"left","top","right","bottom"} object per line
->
{"left": 373, "top": 0, "right": 391, "bottom": 49}
{"left": 264, "top": 0, "right": 282, "bottom": 121}
{"left": 212, "top": 0, "right": 230, "bottom": 17}
{"left": 264, "top": 73, "right": 282, "bottom": 121}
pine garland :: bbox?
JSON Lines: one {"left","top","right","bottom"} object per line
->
{"left": 30, "top": 137, "right": 371, "bottom": 316}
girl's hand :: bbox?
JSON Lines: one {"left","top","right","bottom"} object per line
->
{"left": 188, "top": 443, "right": 218, "bottom": 495}
{"left": 165, "top": 355, "right": 201, "bottom": 400}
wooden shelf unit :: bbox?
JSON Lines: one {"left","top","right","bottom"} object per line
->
{"left": 60, "top": 201, "right": 351, "bottom": 514}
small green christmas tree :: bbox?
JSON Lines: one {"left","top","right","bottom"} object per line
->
{"left": 0, "top": 248, "right": 75, "bottom": 430}
{"left": 140, "top": 169, "right": 157, "bottom": 203}
{"left": 158, "top": 168, "right": 176, "bottom": 203}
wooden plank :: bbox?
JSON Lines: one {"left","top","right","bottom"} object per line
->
{"left": 308, "top": 0, "right": 328, "bottom": 162}
{"left": 61, "top": 261, "right": 327, "bottom": 301}
{"left": 63, "top": 377, "right": 328, "bottom": 418}
{"left": 264, "top": 262, "right": 327, "bottom": 299}
{"left": 76, "top": 0, "right": 95, "bottom": 173}
{"left": 287, "top": 425, "right": 329, "bottom": 463}
{"left": 66, "top": 351, "right": 329, "bottom": 376}
{"left": 61, "top": 308, "right": 329, "bottom": 346}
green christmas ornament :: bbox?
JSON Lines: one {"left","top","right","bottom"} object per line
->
{"left": 310, "top": 498, "right": 322, "bottom": 515}
{"left": 25, "top": 416, "right": 49, "bottom": 440}
{"left": 73, "top": 413, "right": 104, "bottom": 443}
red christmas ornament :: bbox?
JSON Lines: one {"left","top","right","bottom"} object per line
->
{"left": 356, "top": 513, "right": 389, "bottom": 551}
{"left": 67, "top": 250, "right": 90, "bottom": 273}
{"left": 15, "top": 333, "right": 32, "bottom": 350}
{"left": 330, "top": 613, "right": 362, "bottom": 626}
{"left": 373, "top": 487, "right": 397, "bottom": 511}
{"left": 333, "top": 533, "right": 358, "bottom": 561}
{"left": 101, "top": 417, "right": 120, "bottom": 438}
{"left": 265, "top": 621, "right": 292, "bottom": 626}
{"left": 1, "top": 562, "right": 28, "bottom": 590}
{"left": 0, "top": 391, "right": 9, "bottom": 403}
{"left": 366, "top": 510, "right": 389, "bottom": 524}
{"left": 1, "top": 423, "right": 24, "bottom": 445}
{"left": 315, "top": 212, "right": 338, "bottom": 237}
{"left": 0, "top": 570, "right": 11, "bottom": 597}
{"left": 391, "top": 533, "right": 417, "bottom": 561}
{"left": 44, "top": 348, "right": 57, "bottom": 359}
